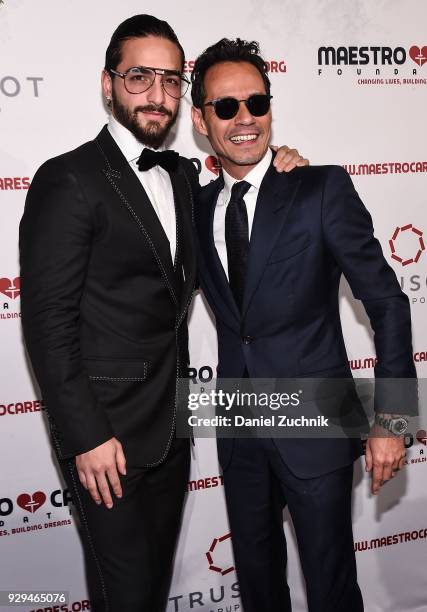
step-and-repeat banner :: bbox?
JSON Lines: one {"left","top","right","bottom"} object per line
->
{"left": 1, "top": 1, "right": 426, "bottom": 611}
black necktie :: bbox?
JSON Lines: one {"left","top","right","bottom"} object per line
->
{"left": 137, "top": 148, "right": 179, "bottom": 172}
{"left": 225, "top": 180, "right": 251, "bottom": 311}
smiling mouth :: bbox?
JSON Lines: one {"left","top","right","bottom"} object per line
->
{"left": 229, "top": 134, "right": 258, "bottom": 143}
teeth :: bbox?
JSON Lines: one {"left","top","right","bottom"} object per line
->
{"left": 230, "top": 134, "right": 258, "bottom": 142}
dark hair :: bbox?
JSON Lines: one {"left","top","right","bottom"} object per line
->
{"left": 105, "top": 14, "right": 185, "bottom": 72}
{"left": 191, "top": 38, "right": 270, "bottom": 109}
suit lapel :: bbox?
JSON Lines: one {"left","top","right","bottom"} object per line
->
{"left": 169, "top": 168, "right": 197, "bottom": 322}
{"left": 95, "top": 125, "right": 180, "bottom": 307}
{"left": 242, "top": 163, "right": 301, "bottom": 317}
{"left": 198, "top": 177, "right": 241, "bottom": 328}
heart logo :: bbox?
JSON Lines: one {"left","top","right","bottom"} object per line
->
{"left": 16, "top": 491, "right": 46, "bottom": 513}
{"left": 416, "top": 430, "right": 427, "bottom": 445}
{"left": 0, "top": 277, "right": 21, "bottom": 299}
{"left": 409, "top": 46, "right": 427, "bottom": 67}
{"left": 205, "top": 155, "right": 221, "bottom": 176}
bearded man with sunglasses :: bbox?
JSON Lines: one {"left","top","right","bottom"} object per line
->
{"left": 19, "top": 14, "right": 306, "bottom": 612}
{"left": 191, "top": 39, "right": 415, "bottom": 612}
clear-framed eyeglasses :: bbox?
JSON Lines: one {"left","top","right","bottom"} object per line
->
{"left": 109, "top": 66, "right": 190, "bottom": 99}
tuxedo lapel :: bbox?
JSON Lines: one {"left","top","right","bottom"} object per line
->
{"left": 242, "top": 163, "right": 301, "bottom": 317}
{"left": 169, "top": 168, "right": 197, "bottom": 322}
{"left": 95, "top": 126, "right": 180, "bottom": 307}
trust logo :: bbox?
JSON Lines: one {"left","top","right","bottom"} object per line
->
{"left": 0, "top": 277, "right": 20, "bottom": 299}
{"left": 205, "top": 533, "right": 235, "bottom": 575}
{"left": 389, "top": 225, "right": 425, "bottom": 266}
{"left": 409, "top": 46, "right": 427, "bottom": 67}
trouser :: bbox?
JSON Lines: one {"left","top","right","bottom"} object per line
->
{"left": 223, "top": 437, "right": 363, "bottom": 612}
{"left": 60, "top": 437, "right": 190, "bottom": 612}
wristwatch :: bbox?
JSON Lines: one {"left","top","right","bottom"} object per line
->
{"left": 374, "top": 413, "right": 408, "bottom": 436}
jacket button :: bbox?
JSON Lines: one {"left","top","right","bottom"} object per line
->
{"left": 242, "top": 336, "right": 253, "bottom": 345}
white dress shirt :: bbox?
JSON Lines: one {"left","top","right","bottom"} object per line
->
{"left": 108, "top": 114, "right": 176, "bottom": 260}
{"left": 214, "top": 148, "right": 273, "bottom": 279}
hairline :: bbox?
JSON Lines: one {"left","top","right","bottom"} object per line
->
{"left": 106, "top": 34, "right": 185, "bottom": 73}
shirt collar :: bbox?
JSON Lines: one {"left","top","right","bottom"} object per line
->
{"left": 107, "top": 114, "right": 163, "bottom": 164}
{"left": 221, "top": 148, "right": 273, "bottom": 204}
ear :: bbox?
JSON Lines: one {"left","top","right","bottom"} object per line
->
{"left": 101, "top": 69, "right": 113, "bottom": 102}
{"left": 191, "top": 106, "right": 208, "bottom": 137}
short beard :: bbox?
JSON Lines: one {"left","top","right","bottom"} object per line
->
{"left": 112, "top": 92, "right": 178, "bottom": 149}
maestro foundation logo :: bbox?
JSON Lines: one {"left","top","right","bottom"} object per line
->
{"left": 317, "top": 44, "right": 427, "bottom": 85}
{"left": 205, "top": 155, "right": 221, "bottom": 176}
{"left": 0, "top": 486, "right": 73, "bottom": 539}
{"left": 0, "top": 275, "right": 21, "bottom": 320}
{"left": 389, "top": 224, "right": 425, "bottom": 266}
{"left": 0, "top": 276, "right": 20, "bottom": 300}
{"left": 409, "top": 46, "right": 427, "bottom": 67}
{"left": 16, "top": 491, "right": 46, "bottom": 513}
{"left": 0, "top": 488, "right": 73, "bottom": 519}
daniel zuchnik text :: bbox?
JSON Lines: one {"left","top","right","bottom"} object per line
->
{"left": 188, "top": 414, "right": 330, "bottom": 428}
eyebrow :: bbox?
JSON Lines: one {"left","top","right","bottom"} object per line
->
{"left": 126, "top": 66, "right": 182, "bottom": 76}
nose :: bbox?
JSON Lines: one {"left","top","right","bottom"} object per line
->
{"left": 146, "top": 74, "right": 166, "bottom": 106}
{"left": 234, "top": 100, "right": 255, "bottom": 125}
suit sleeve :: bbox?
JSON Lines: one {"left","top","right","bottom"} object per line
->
{"left": 19, "top": 158, "right": 114, "bottom": 458}
{"left": 321, "top": 165, "right": 417, "bottom": 414}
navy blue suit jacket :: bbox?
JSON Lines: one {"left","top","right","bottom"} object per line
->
{"left": 195, "top": 160, "right": 416, "bottom": 477}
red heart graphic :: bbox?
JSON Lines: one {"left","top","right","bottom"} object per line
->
{"left": 205, "top": 155, "right": 221, "bottom": 176}
{"left": 16, "top": 491, "right": 46, "bottom": 513}
{"left": 416, "top": 430, "right": 427, "bottom": 445}
{"left": 409, "top": 46, "right": 427, "bottom": 67}
{"left": 0, "top": 277, "right": 21, "bottom": 299}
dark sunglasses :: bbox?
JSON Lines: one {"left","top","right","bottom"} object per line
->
{"left": 204, "top": 94, "right": 272, "bottom": 120}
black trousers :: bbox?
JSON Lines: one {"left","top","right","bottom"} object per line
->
{"left": 223, "top": 437, "right": 364, "bottom": 612}
{"left": 60, "top": 437, "right": 190, "bottom": 612}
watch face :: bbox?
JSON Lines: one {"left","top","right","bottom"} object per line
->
{"left": 391, "top": 418, "right": 408, "bottom": 435}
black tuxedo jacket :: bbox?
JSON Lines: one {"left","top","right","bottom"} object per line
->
{"left": 20, "top": 126, "right": 199, "bottom": 465}
{"left": 195, "top": 160, "right": 416, "bottom": 477}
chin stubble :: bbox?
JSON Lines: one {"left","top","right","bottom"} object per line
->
{"left": 112, "top": 93, "right": 178, "bottom": 149}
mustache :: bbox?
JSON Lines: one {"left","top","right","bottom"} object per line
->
{"left": 134, "top": 104, "right": 173, "bottom": 118}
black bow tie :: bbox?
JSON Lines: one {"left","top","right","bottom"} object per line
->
{"left": 137, "top": 148, "right": 179, "bottom": 172}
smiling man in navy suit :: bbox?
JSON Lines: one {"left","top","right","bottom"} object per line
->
{"left": 191, "top": 38, "right": 416, "bottom": 612}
